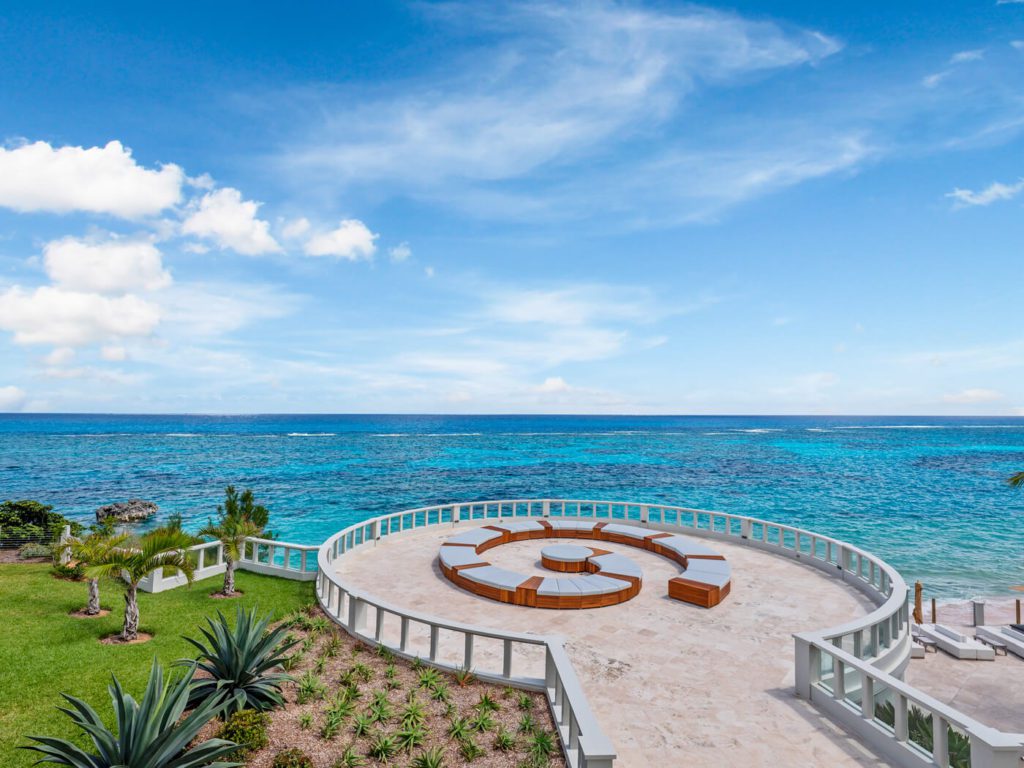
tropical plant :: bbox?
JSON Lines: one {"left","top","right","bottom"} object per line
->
{"left": 517, "top": 712, "right": 538, "bottom": 734}
{"left": 216, "top": 709, "right": 269, "bottom": 758}
{"left": 429, "top": 681, "right": 450, "bottom": 702}
{"left": 527, "top": 731, "right": 555, "bottom": 762}
{"left": 468, "top": 711, "right": 496, "bottom": 733}
{"left": 447, "top": 716, "right": 470, "bottom": 741}
{"left": 474, "top": 692, "right": 500, "bottom": 713}
{"left": 271, "top": 748, "right": 313, "bottom": 768}
{"left": 400, "top": 698, "right": 427, "bottom": 728}
{"left": 396, "top": 723, "right": 427, "bottom": 753}
{"left": 352, "top": 713, "right": 373, "bottom": 737}
{"left": 493, "top": 727, "right": 515, "bottom": 751}
{"left": 334, "top": 746, "right": 366, "bottom": 768}
{"left": 1009, "top": 472, "right": 1024, "bottom": 488}
{"left": 20, "top": 660, "right": 236, "bottom": 768}
{"left": 458, "top": 737, "right": 485, "bottom": 761}
{"left": 67, "top": 528, "right": 129, "bottom": 616}
{"left": 453, "top": 667, "right": 475, "bottom": 687}
{"left": 517, "top": 691, "right": 534, "bottom": 711}
{"left": 367, "top": 732, "right": 398, "bottom": 762}
{"left": 179, "top": 606, "right": 297, "bottom": 714}
{"left": 298, "top": 712, "right": 313, "bottom": 730}
{"left": 417, "top": 668, "right": 442, "bottom": 689}
{"left": 198, "top": 486, "right": 268, "bottom": 597}
{"left": 410, "top": 746, "right": 445, "bottom": 768}
{"left": 87, "top": 526, "right": 196, "bottom": 641}
{"left": 296, "top": 671, "right": 327, "bottom": 704}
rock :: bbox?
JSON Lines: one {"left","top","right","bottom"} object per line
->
{"left": 95, "top": 499, "right": 158, "bottom": 523}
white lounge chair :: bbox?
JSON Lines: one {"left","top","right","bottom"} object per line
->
{"left": 976, "top": 625, "right": 1024, "bottom": 659}
{"left": 917, "top": 623, "right": 995, "bottom": 660}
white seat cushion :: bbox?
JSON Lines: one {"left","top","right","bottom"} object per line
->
{"left": 439, "top": 545, "right": 487, "bottom": 569}
{"left": 681, "top": 562, "right": 731, "bottom": 588}
{"left": 548, "top": 520, "right": 598, "bottom": 531}
{"left": 589, "top": 553, "right": 642, "bottom": 579}
{"left": 576, "top": 574, "right": 629, "bottom": 594}
{"left": 601, "top": 523, "right": 649, "bottom": 540}
{"left": 462, "top": 566, "right": 526, "bottom": 590}
{"left": 446, "top": 528, "right": 504, "bottom": 548}
{"left": 655, "top": 536, "right": 720, "bottom": 559}
{"left": 491, "top": 520, "right": 544, "bottom": 534}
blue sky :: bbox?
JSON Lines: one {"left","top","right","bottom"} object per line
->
{"left": 0, "top": 0, "right": 1022, "bottom": 415}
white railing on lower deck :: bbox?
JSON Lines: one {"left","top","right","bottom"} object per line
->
{"left": 317, "top": 498, "right": 1024, "bottom": 768}
{"left": 139, "top": 535, "right": 318, "bottom": 593}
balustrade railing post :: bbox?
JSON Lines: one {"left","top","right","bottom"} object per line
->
{"left": 453, "top": 504, "right": 461, "bottom": 524}
{"left": 464, "top": 633, "right": 474, "bottom": 671}
{"left": 542, "top": 500, "right": 550, "bottom": 518}
{"left": 503, "top": 638, "right": 513, "bottom": 678}
{"left": 794, "top": 634, "right": 819, "bottom": 699}
{"left": 932, "top": 714, "right": 949, "bottom": 767}
{"left": 400, "top": 617, "right": 410, "bottom": 652}
{"left": 860, "top": 674, "right": 874, "bottom": 720}
{"left": 741, "top": 518, "right": 752, "bottom": 539}
{"left": 430, "top": 625, "right": 439, "bottom": 662}
{"left": 375, "top": 607, "right": 384, "bottom": 641}
{"left": 348, "top": 596, "right": 366, "bottom": 634}
{"left": 894, "top": 695, "right": 909, "bottom": 742}
{"left": 640, "top": 505, "right": 649, "bottom": 524}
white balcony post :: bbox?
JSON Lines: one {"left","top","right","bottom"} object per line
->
{"left": 640, "top": 505, "right": 649, "bottom": 524}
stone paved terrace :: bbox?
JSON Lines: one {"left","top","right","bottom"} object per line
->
{"left": 334, "top": 522, "right": 892, "bottom": 768}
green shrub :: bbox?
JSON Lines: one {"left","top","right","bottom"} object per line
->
{"left": 216, "top": 708, "right": 269, "bottom": 758}
{"left": 0, "top": 499, "right": 83, "bottom": 540}
{"left": 17, "top": 542, "right": 51, "bottom": 559}
{"left": 410, "top": 746, "right": 445, "bottom": 768}
{"left": 271, "top": 748, "right": 313, "bottom": 768}
{"left": 50, "top": 560, "right": 85, "bottom": 580}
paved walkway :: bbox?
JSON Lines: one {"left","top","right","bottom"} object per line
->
{"left": 334, "top": 522, "right": 891, "bottom": 767}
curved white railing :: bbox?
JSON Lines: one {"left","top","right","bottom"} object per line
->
{"left": 138, "top": 535, "right": 318, "bottom": 593}
{"left": 315, "top": 498, "right": 1024, "bottom": 768}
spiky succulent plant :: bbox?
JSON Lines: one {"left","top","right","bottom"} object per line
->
{"left": 179, "top": 606, "right": 298, "bottom": 714}
{"left": 21, "top": 660, "right": 237, "bottom": 768}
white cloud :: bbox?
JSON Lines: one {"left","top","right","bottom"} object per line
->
{"left": 42, "top": 347, "right": 75, "bottom": 366}
{"left": 0, "top": 385, "right": 26, "bottom": 411}
{"left": 284, "top": 2, "right": 843, "bottom": 221}
{"left": 389, "top": 242, "right": 412, "bottom": 262}
{"left": 0, "top": 140, "right": 183, "bottom": 217}
{"left": 282, "top": 217, "right": 311, "bottom": 239}
{"left": 101, "top": 345, "right": 128, "bottom": 361}
{"left": 487, "top": 286, "right": 654, "bottom": 326}
{"left": 1012, "top": 41, "right": 1024, "bottom": 51}
{"left": 304, "top": 219, "right": 378, "bottom": 260}
{"left": 536, "top": 376, "right": 571, "bottom": 393}
{"left": 949, "top": 50, "right": 984, "bottom": 64}
{"left": 922, "top": 72, "right": 947, "bottom": 89}
{"left": 946, "top": 178, "right": 1024, "bottom": 206}
{"left": 0, "top": 286, "right": 160, "bottom": 346}
{"left": 181, "top": 188, "right": 281, "bottom": 255}
{"left": 158, "top": 282, "right": 301, "bottom": 337}
{"left": 424, "top": 266, "right": 435, "bottom": 278}
{"left": 43, "top": 235, "right": 171, "bottom": 293}
{"left": 941, "top": 388, "right": 1004, "bottom": 404}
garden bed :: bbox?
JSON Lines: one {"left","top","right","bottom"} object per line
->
{"left": 205, "top": 605, "right": 566, "bottom": 768}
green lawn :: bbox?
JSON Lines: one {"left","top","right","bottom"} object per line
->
{"left": 0, "top": 563, "right": 313, "bottom": 766}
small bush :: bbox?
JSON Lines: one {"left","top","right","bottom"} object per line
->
{"left": 272, "top": 748, "right": 314, "bottom": 768}
{"left": 17, "top": 542, "right": 51, "bottom": 559}
{"left": 50, "top": 561, "right": 85, "bottom": 580}
{"left": 217, "top": 709, "right": 269, "bottom": 758}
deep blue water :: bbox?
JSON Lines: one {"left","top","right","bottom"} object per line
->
{"left": 2, "top": 414, "right": 1023, "bottom": 597}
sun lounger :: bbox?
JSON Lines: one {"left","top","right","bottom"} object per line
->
{"left": 917, "top": 623, "right": 995, "bottom": 660}
{"left": 976, "top": 625, "right": 1024, "bottom": 659}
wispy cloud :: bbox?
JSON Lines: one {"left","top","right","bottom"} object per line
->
{"left": 946, "top": 177, "right": 1024, "bottom": 206}
{"left": 279, "top": 2, "right": 844, "bottom": 224}
{"left": 941, "top": 388, "right": 1004, "bottom": 404}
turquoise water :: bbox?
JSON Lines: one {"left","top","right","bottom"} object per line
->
{"left": 2, "top": 414, "right": 1023, "bottom": 597}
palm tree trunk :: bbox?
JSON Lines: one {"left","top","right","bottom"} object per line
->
{"left": 86, "top": 578, "right": 100, "bottom": 615}
{"left": 122, "top": 584, "right": 139, "bottom": 641}
{"left": 223, "top": 558, "right": 236, "bottom": 596}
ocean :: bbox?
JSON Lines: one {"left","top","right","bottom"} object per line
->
{"left": 2, "top": 414, "right": 1022, "bottom": 597}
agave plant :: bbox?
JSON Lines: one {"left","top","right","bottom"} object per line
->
{"left": 21, "top": 660, "right": 236, "bottom": 768}
{"left": 179, "top": 606, "right": 297, "bottom": 714}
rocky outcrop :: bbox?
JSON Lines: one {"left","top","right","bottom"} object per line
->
{"left": 95, "top": 499, "right": 158, "bottom": 523}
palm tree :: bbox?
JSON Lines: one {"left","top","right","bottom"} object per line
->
{"left": 88, "top": 527, "right": 196, "bottom": 641}
{"left": 1009, "top": 473, "right": 1024, "bottom": 488}
{"left": 68, "top": 528, "right": 129, "bottom": 615}
{"left": 198, "top": 486, "right": 269, "bottom": 597}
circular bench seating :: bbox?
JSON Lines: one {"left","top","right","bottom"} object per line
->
{"left": 437, "top": 518, "right": 731, "bottom": 609}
